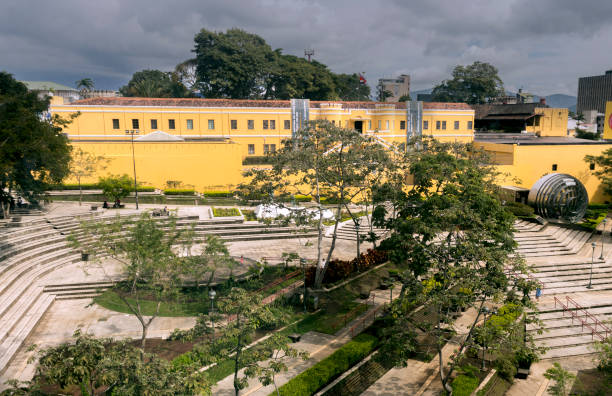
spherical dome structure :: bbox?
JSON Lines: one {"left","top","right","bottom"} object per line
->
{"left": 527, "top": 173, "right": 588, "bottom": 223}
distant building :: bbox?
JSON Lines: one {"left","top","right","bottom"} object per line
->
{"left": 416, "top": 93, "right": 433, "bottom": 102}
{"left": 378, "top": 74, "right": 410, "bottom": 102}
{"left": 473, "top": 101, "right": 568, "bottom": 136}
{"left": 20, "top": 81, "right": 118, "bottom": 104}
{"left": 577, "top": 70, "right": 612, "bottom": 114}
{"left": 490, "top": 89, "right": 535, "bottom": 105}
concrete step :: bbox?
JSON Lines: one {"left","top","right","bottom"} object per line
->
{"left": 0, "top": 287, "right": 45, "bottom": 345}
{"left": 0, "top": 293, "right": 54, "bottom": 376}
{"left": 0, "top": 234, "right": 67, "bottom": 263}
{"left": 214, "top": 232, "right": 320, "bottom": 242}
{"left": 541, "top": 344, "right": 597, "bottom": 359}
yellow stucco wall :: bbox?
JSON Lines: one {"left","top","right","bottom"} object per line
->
{"left": 477, "top": 141, "right": 612, "bottom": 203}
{"left": 604, "top": 101, "right": 612, "bottom": 140}
{"left": 68, "top": 141, "right": 243, "bottom": 191}
{"left": 524, "top": 107, "right": 568, "bottom": 137}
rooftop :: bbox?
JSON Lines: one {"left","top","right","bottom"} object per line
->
{"left": 67, "top": 97, "right": 473, "bottom": 110}
{"left": 21, "top": 81, "right": 76, "bottom": 91}
{"left": 475, "top": 133, "right": 610, "bottom": 145}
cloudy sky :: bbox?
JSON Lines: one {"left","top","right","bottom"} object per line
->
{"left": 2, "top": 0, "right": 611, "bottom": 96}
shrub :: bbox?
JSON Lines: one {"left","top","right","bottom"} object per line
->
{"left": 136, "top": 186, "right": 156, "bottom": 192}
{"left": 98, "top": 174, "right": 133, "bottom": 201}
{"left": 505, "top": 202, "right": 534, "bottom": 217}
{"left": 275, "top": 333, "right": 378, "bottom": 396}
{"left": 306, "top": 249, "right": 388, "bottom": 286}
{"left": 212, "top": 207, "right": 241, "bottom": 217}
{"left": 202, "top": 191, "right": 234, "bottom": 198}
{"left": 50, "top": 183, "right": 100, "bottom": 190}
{"left": 242, "top": 156, "right": 272, "bottom": 165}
{"left": 451, "top": 364, "right": 480, "bottom": 396}
{"left": 164, "top": 189, "right": 195, "bottom": 196}
{"left": 241, "top": 209, "right": 257, "bottom": 221}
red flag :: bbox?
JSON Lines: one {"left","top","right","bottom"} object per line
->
{"left": 359, "top": 74, "right": 367, "bottom": 84}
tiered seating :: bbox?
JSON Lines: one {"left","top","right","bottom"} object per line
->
{"left": 326, "top": 216, "right": 388, "bottom": 242}
{"left": 530, "top": 257, "right": 612, "bottom": 294}
{"left": 513, "top": 220, "right": 591, "bottom": 258}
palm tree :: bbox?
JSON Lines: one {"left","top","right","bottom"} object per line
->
{"left": 75, "top": 78, "right": 94, "bottom": 98}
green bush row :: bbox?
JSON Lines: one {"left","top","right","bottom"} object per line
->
{"left": 212, "top": 207, "right": 241, "bottom": 217}
{"left": 242, "top": 156, "right": 273, "bottom": 165}
{"left": 49, "top": 184, "right": 155, "bottom": 192}
{"left": 274, "top": 333, "right": 378, "bottom": 396}
{"left": 203, "top": 191, "right": 234, "bottom": 198}
{"left": 504, "top": 201, "right": 534, "bottom": 217}
{"left": 164, "top": 189, "right": 196, "bottom": 195}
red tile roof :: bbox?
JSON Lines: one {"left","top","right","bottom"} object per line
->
{"left": 69, "top": 97, "right": 473, "bottom": 110}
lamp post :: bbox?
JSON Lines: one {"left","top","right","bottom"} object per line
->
{"left": 481, "top": 307, "right": 490, "bottom": 370}
{"left": 588, "top": 242, "right": 596, "bottom": 289}
{"left": 300, "top": 258, "right": 307, "bottom": 313}
{"left": 125, "top": 130, "right": 139, "bottom": 210}
{"left": 599, "top": 219, "right": 607, "bottom": 260}
{"left": 209, "top": 289, "right": 216, "bottom": 335}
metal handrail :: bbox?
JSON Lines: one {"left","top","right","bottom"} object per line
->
{"left": 554, "top": 296, "right": 610, "bottom": 340}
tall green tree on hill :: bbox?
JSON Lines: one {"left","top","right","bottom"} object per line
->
{"left": 193, "top": 28, "right": 276, "bottom": 99}
{"left": 431, "top": 61, "right": 504, "bottom": 104}
{"left": 333, "top": 73, "right": 371, "bottom": 101}
{"left": 0, "top": 72, "right": 73, "bottom": 218}
{"left": 120, "top": 69, "right": 192, "bottom": 98}
{"left": 265, "top": 54, "right": 336, "bottom": 100}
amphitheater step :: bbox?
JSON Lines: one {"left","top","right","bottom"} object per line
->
{"left": 0, "top": 293, "right": 54, "bottom": 376}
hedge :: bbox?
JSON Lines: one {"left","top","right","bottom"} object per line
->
{"left": 203, "top": 191, "right": 234, "bottom": 198}
{"left": 164, "top": 189, "right": 196, "bottom": 196}
{"left": 274, "top": 333, "right": 378, "bottom": 396}
{"left": 504, "top": 202, "right": 534, "bottom": 217}
{"left": 49, "top": 183, "right": 100, "bottom": 190}
{"left": 136, "top": 186, "right": 156, "bottom": 192}
{"left": 212, "top": 207, "right": 241, "bottom": 217}
{"left": 242, "top": 156, "right": 273, "bottom": 165}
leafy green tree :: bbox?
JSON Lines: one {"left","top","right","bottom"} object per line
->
{"left": 265, "top": 55, "right": 336, "bottom": 100}
{"left": 431, "top": 61, "right": 504, "bottom": 104}
{"left": 70, "top": 213, "right": 194, "bottom": 350}
{"left": 75, "top": 78, "right": 94, "bottom": 98}
{"left": 174, "top": 59, "right": 198, "bottom": 92}
{"left": 398, "top": 94, "right": 411, "bottom": 102}
{"left": 193, "top": 28, "right": 275, "bottom": 99}
{"left": 575, "top": 128, "right": 600, "bottom": 140}
{"left": 2, "top": 330, "right": 210, "bottom": 396}
{"left": 593, "top": 336, "right": 612, "bottom": 382}
{"left": 585, "top": 148, "right": 612, "bottom": 197}
{"left": 333, "top": 73, "right": 371, "bottom": 101}
{"left": 374, "top": 137, "right": 538, "bottom": 394}
{"left": 239, "top": 120, "right": 391, "bottom": 288}
{"left": 69, "top": 148, "right": 109, "bottom": 205}
{"left": 377, "top": 87, "right": 393, "bottom": 102}
{"left": 544, "top": 363, "right": 575, "bottom": 396}
{"left": 98, "top": 174, "right": 132, "bottom": 203}
{"left": 186, "top": 234, "right": 235, "bottom": 290}
{"left": 120, "top": 69, "right": 191, "bottom": 98}
{"left": 0, "top": 72, "right": 73, "bottom": 218}
{"left": 192, "top": 288, "right": 293, "bottom": 396}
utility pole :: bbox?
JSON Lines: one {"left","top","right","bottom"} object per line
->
{"left": 304, "top": 48, "right": 314, "bottom": 62}
{"left": 126, "top": 130, "right": 139, "bottom": 210}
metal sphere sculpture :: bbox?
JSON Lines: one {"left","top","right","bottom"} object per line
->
{"left": 527, "top": 173, "right": 588, "bottom": 223}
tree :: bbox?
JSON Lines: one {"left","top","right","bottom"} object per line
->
{"left": 75, "top": 78, "right": 95, "bottom": 98}
{"left": 374, "top": 137, "right": 538, "bottom": 394}
{"left": 0, "top": 72, "right": 73, "bottom": 219}
{"left": 239, "top": 120, "right": 391, "bottom": 288}
{"left": 544, "top": 363, "right": 575, "bottom": 396}
{"left": 585, "top": 148, "right": 612, "bottom": 197}
{"left": 431, "top": 61, "right": 504, "bottom": 104}
{"left": 3, "top": 330, "right": 210, "bottom": 396}
{"left": 377, "top": 87, "right": 393, "bottom": 102}
{"left": 265, "top": 55, "right": 336, "bottom": 100}
{"left": 193, "top": 28, "right": 276, "bottom": 99}
{"left": 398, "top": 94, "right": 411, "bottom": 102}
{"left": 575, "top": 128, "right": 600, "bottom": 140}
{"left": 185, "top": 234, "right": 235, "bottom": 290}
{"left": 119, "top": 69, "right": 191, "bottom": 98}
{"left": 191, "top": 288, "right": 294, "bottom": 396}
{"left": 98, "top": 174, "right": 132, "bottom": 203}
{"left": 174, "top": 59, "right": 198, "bottom": 92}
{"left": 69, "top": 148, "right": 108, "bottom": 205}
{"left": 333, "top": 73, "right": 371, "bottom": 101}
{"left": 70, "top": 213, "right": 194, "bottom": 350}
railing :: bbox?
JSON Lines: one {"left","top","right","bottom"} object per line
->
{"left": 349, "top": 293, "right": 385, "bottom": 337}
{"left": 554, "top": 296, "right": 611, "bottom": 340}
{"left": 254, "top": 269, "right": 301, "bottom": 294}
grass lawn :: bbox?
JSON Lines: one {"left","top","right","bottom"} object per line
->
{"left": 94, "top": 266, "right": 300, "bottom": 317}
{"left": 571, "top": 368, "right": 611, "bottom": 396}
{"left": 212, "top": 207, "right": 241, "bottom": 217}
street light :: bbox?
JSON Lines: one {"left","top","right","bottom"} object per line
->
{"left": 125, "top": 130, "right": 139, "bottom": 210}
{"left": 588, "top": 242, "right": 596, "bottom": 289}
{"left": 481, "top": 307, "right": 490, "bottom": 370}
{"left": 209, "top": 289, "right": 216, "bottom": 335}
{"left": 599, "top": 219, "right": 607, "bottom": 260}
{"left": 300, "top": 258, "right": 307, "bottom": 313}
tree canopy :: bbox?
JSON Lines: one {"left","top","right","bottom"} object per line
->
{"left": 0, "top": 72, "right": 73, "bottom": 218}
{"left": 585, "top": 148, "right": 612, "bottom": 197}
{"left": 119, "top": 69, "right": 192, "bottom": 98}
{"left": 431, "top": 61, "right": 505, "bottom": 104}
{"left": 192, "top": 28, "right": 370, "bottom": 100}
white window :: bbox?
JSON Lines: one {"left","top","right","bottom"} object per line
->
{"left": 378, "top": 120, "right": 381, "bottom": 129}
{"left": 386, "top": 120, "right": 389, "bottom": 129}
{"left": 248, "top": 120, "right": 254, "bottom": 129}
{"left": 263, "top": 144, "right": 269, "bottom": 154}
{"left": 186, "top": 119, "right": 193, "bottom": 130}
{"left": 270, "top": 144, "right": 276, "bottom": 153}
{"left": 270, "top": 120, "right": 275, "bottom": 129}
{"left": 248, "top": 144, "right": 255, "bottom": 155}
{"left": 368, "top": 120, "right": 372, "bottom": 129}
{"left": 208, "top": 119, "right": 215, "bottom": 129}
{"left": 263, "top": 120, "right": 269, "bottom": 129}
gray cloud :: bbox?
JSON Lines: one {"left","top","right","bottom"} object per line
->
{"left": 2, "top": 0, "right": 611, "bottom": 96}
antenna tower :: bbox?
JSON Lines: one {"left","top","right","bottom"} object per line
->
{"left": 304, "top": 48, "right": 314, "bottom": 62}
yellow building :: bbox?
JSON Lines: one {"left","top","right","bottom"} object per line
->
{"left": 50, "top": 97, "right": 474, "bottom": 189}
{"left": 604, "top": 101, "right": 612, "bottom": 140}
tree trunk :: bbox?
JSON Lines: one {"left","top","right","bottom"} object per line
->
{"left": 78, "top": 178, "right": 82, "bottom": 206}
{"left": 233, "top": 319, "right": 243, "bottom": 396}
{"left": 314, "top": 203, "right": 342, "bottom": 288}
